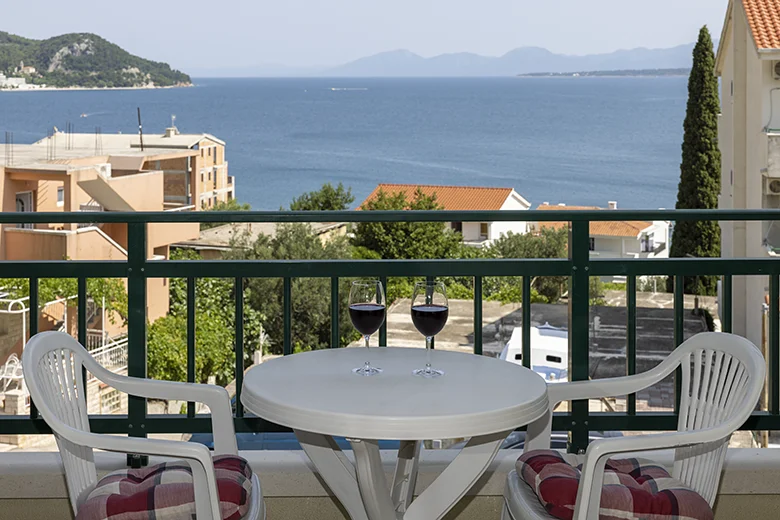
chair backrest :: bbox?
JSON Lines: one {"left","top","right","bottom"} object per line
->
{"left": 22, "top": 331, "right": 99, "bottom": 513}
{"left": 671, "top": 332, "right": 766, "bottom": 504}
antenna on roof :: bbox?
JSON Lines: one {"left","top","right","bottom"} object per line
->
{"left": 171, "top": 114, "right": 176, "bottom": 128}
{"left": 94, "top": 126, "right": 103, "bottom": 156}
{"left": 4, "top": 131, "right": 14, "bottom": 166}
{"left": 137, "top": 107, "right": 144, "bottom": 152}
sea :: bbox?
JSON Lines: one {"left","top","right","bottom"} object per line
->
{"left": 0, "top": 77, "right": 688, "bottom": 210}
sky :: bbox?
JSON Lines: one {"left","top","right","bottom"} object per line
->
{"left": 4, "top": 0, "right": 728, "bottom": 72}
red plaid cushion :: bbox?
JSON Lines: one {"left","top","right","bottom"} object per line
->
{"left": 76, "top": 455, "right": 253, "bottom": 520}
{"left": 517, "top": 450, "right": 714, "bottom": 520}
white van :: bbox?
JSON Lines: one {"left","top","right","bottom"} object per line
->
{"left": 498, "top": 323, "right": 569, "bottom": 383}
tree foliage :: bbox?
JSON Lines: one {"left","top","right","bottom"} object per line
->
{"left": 352, "top": 188, "right": 463, "bottom": 260}
{"left": 667, "top": 26, "right": 721, "bottom": 295}
{"left": 146, "top": 249, "right": 265, "bottom": 385}
{"left": 228, "top": 224, "right": 358, "bottom": 355}
{"left": 289, "top": 182, "right": 355, "bottom": 211}
{"left": 0, "top": 277, "right": 127, "bottom": 323}
{"left": 201, "top": 198, "right": 251, "bottom": 230}
{"left": 0, "top": 31, "right": 190, "bottom": 88}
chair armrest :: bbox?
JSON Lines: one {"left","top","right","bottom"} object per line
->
{"left": 89, "top": 365, "right": 237, "bottom": 456}
{"left": 571, "top": 427, "right": 732, "bottom": 520}
{"left": 60, "top": 425, "right": 223, "bottom": 520}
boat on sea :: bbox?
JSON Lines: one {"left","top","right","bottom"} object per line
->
{"left": 499, "top": 323, "right": 568, "bottom": 383}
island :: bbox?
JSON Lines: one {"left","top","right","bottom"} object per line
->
{"left": 0, "top": 31, "right": 191, "bottom": 89}
{"left": 518, "top": 68, "right": 691, "bottom": 78}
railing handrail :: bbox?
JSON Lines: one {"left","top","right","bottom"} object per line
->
{"left": 0, "top": 209, "right": 779, "bottom": 224}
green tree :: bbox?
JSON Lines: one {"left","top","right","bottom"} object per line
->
{"left": 485, "top": 228, "right": 569, "bottom": 303}
{"left": 201, "top": 199, "right": 251, "bottom": 230}
{"left": 229, "top": 224, "right": 358, "bottom": 355}
{"left": 352, "top": 188, "right": 463, "bottom": 260}
{"left": 667, "top": 26, "right": 721, "bottom": 296}
{"left": 146, "top": 249, "right": 265, "bottom": 385}
{"left": 290, "top": 182, "right": 355, "bottom": 211}
{"left": 0, "top": 277, "right": 127, "bottom": 323}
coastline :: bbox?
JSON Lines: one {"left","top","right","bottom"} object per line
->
{"left": 0, "top": 83, "right": 193, "bottom": 93}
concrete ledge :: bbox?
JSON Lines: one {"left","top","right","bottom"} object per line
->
{"left": 0, "top": 448, "right": 779, "bottom": 500}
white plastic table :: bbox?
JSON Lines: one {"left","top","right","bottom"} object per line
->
{"left": 241, "top": 347, "right": 548, "bottom": 520}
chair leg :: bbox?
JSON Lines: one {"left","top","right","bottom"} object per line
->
{"left": 501, "top": 502, "right": 515, "bottom": 520}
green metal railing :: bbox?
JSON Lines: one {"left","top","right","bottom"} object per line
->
{"left": 1, "top": 209, "right": 779, "bottom": 454}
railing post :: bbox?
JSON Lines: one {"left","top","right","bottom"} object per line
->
{"left": 473, "top": 277, "right": 483, "bottom": 356}
{"left": 127, "top": 222, "right": 148, "bottom": 468}
{"left": 568, "top": 220, "right": 590, "bottom": 453}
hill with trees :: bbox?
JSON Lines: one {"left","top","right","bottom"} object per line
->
{"left": 0, "top": 31, "right": 191, "bottom": 88}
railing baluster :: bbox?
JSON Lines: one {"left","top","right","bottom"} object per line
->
{"left": 379, "top": 276, "right": 388, "bottom": 347}
{"left": 283, "top": 277, "right": 292, "bottom": 356}
{"left": 187, "top": 277, "right": 196, "bottom": 418}
{"left": 674, "top": 275, "right": 684, "bottom": 413}
{"left": 127, "top": 222, "right": 148, "bottom": 468}
{"left": 770, "top": 275, "right": 779, "bottom": 415}
{"left": 426, "top": 275, "right": 435, "bottom": 350}
{"left": 569, "top": 220, "right": 591, "bottom": 453}
{"left": 29, "top": 277, "right": 39, "bottom": 420}
{"left": 473, "top": 277, "right": 482, "bottom": 355}
{"left": 627, "top": 276, "right": 637, "bottom": 416}
{"left": 722, "top": 275, "right": 732, "bottom": 333}
{"left": 522, "top": 276, "right": 532, "bottom": 369}
{"left": 330, "top": 277, "right": 339, "bottom": 348}
{"left": 78, "top": 278, "right": 88, "bottom": 395}
{"left": 235, "top": 277, "right": 244, "bottom": 418}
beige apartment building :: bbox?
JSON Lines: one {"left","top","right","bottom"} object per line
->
{"left": 0, "top": 127, "right": 236, "bottom": 355}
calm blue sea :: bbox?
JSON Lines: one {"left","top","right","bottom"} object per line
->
{"left": 0, "top": 77, "right": 687, "bottom": 210}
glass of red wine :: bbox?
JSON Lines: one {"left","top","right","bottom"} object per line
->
{"left": 348, "top": 279, "right": 386, "bottom": 376}
{"left": 411, "top": 280, "right": 449, "bottom": 378}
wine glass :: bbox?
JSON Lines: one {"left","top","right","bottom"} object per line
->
{"left": 411, "top": 281, "right": 449, "bottom": 378}
{"left": 348, "top": 279, "right": 386, "bottom": 376}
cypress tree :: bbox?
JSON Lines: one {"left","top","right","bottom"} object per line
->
{"left": 667, "top": 26, "right": 721, "bottom": 295}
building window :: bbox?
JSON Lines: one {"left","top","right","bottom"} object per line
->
{"left": 57, "top": 186, "right": 64, "bottom": 205}
{"left": 479, "top": 223, "right": 488, "bottom": 239}
{"left": 589, "top": 237, "right": 595, "bottom": 251}
{"left": 208, "top": 170, "right": 211, "bottom": 181}
{"left": 452, "top": 222, "right": 463, "bottom": 234}
{"left": 100, "top": 388, "right": 122, "bottom": 414}
{"left": 641, "top": 234, "right": 654, "bottom": 253}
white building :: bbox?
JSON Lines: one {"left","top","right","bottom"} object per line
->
{"left": 716, "top": 0, "right": 780, "bottom": 349}
{"left": 0, "top": 74, "right": 27, "bottom": 89}
{"left": 360, "top": 184, "right": 531, "bottom": 247}
{"left": 533, "top": 202, "right": 670, "bottom": 281}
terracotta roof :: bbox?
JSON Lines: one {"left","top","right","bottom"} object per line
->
{"left": 743, "top": 0, "right": 780, "bottom": 50}
{"left": 536, "top": 204, "right": 652, "bottom": 238}
{"left": 360, "top": 184, "right": 522, "bottom": 211}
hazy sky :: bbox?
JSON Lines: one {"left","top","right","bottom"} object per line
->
{"left": 5, "top": 0, "right": 728, "bottom": 70}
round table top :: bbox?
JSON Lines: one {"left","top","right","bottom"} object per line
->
{"left": 241, "top": 347, "right": 549, "bottom": 440}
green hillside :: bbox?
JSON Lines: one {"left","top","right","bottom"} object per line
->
{"left": 0, "top": 31, "right": 191, "bottom": 88}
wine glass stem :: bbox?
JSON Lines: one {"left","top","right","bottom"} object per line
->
{"left": 364, "top": 335, "right": 371, "bottom": 369}
{"left": 425, "top": 336, "right": 433, "bottom": 373}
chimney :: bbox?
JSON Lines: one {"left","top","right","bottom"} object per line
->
{"left": 608, "top": 201, "right": 618, "bottom": 210}
{"left": 164, "top": 127, "right": 179, "bottom": 138}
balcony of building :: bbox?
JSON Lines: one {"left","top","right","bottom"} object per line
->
{"left": 0, "top": 209, "right": 778, "bottom": 519}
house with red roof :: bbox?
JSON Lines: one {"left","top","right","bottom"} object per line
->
{"left": 360, "top": 184, "right": 531, "bottom": 247}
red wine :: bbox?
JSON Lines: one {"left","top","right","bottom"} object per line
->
{"left": 411, "top": 304, "right": 449, "bottom": 337}
{"left": 349, "top": 303, "right": 386, "bottom": 336}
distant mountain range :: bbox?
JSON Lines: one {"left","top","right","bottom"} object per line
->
{"left": 324, "top": 44, "right": 701, "bottom": 77}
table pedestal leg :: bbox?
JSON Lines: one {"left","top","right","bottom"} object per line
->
{"left": 295, "top": 430, "right": 369, "bottom": 520}
{"left": 391, "top": 441, "right": 421, "bottom": 514}
{"left": 404, "top": 430, "right": 510, "bottom": 520}
{"left": 350, "top": 439, "right": 400, "bottom": 520}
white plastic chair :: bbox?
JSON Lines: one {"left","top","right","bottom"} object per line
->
{"left": 22, "top": 331, "right": 264, "bottom": 520}
{"left": 503, "top": 332, "right": 766, "bottom": 520}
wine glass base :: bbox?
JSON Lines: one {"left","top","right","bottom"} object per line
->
{"left": 353, "top": 366, "right": 382, "bottom": 376}
{"left": 413, "top": 368, "right": 444, "bottom": 378}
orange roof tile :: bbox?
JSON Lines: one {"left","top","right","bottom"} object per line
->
{"left": 360, "top": 184, "right": 521, "bottom": 211}
{"left": 743, "top": 0, "right": 780, "bottom": 50}
{"left": 536, "top": 204, "right": 652, "bottom": 238}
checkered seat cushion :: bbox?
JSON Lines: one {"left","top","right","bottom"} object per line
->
{"left": 517, "top": 450, "right": 714, "bottom": 520}
{"left": 76, "top": 455, "right": 253, "bottom": 520}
